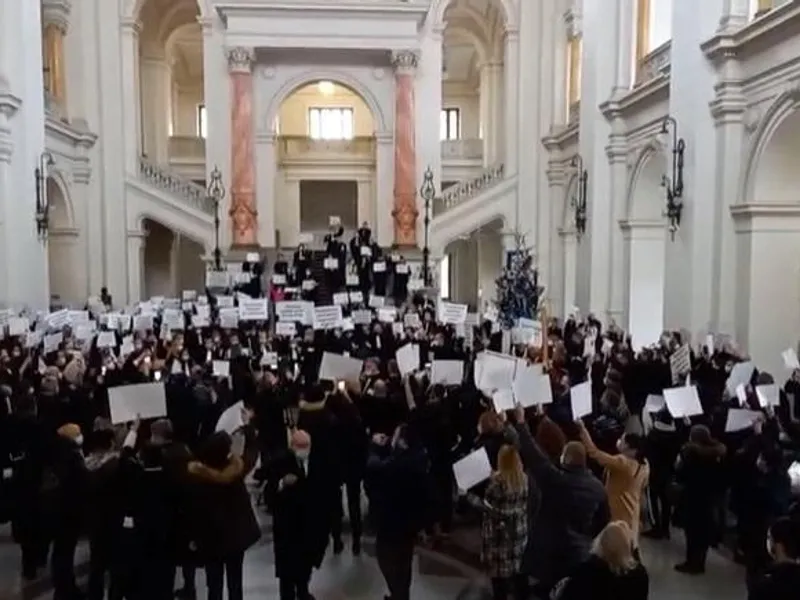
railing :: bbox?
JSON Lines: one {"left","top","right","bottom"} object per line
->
{"left": 435, "top": 164, "right": 506, "bottom": 214}
{"left": 636, "top": 41, "right": 671, "bottom": 85}
{"left": 168, "top": 135, "right": 206, "bottom": 160}
{"left": 136, "top": 157, "right": 215, "bottom": 216}
{"left": 279, "top": 136, "right": 375, "bottom": 160}
{"left": 441, "top": 138, "right": 483, "bottom": 160}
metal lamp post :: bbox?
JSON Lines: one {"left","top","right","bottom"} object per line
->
{"left": 419, "top": 166, "right": 436, "bottom": 287}
{"left": 661, "top": 116, "right": 686, "bottom": 240}
{"left": 35, "top": 151, "right": 55, "bottom": 239}
{"left": 570, "top": 154, "right": 588, "bottom": 240}
{"left": 207, "top": 166, "right": 226, "bottom": 270}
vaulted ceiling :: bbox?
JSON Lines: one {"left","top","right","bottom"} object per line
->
{"left": 442, "top": 0, "right": 507, "bottom": 86}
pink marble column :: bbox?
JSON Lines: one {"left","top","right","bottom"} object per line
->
{"left": 391, "top": 50, "right": 419, "bottom": 247}
{"left": 227, "top": 46, "right": 258, "bottom": 248}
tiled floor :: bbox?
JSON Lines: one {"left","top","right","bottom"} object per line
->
{"left": 0, "top": 524, "right": 747, "bottom": 599}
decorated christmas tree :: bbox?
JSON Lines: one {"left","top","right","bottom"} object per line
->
{"left": 494, "top": 233, "right": 542, "bottom": 329}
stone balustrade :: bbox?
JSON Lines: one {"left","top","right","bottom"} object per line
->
{"left": 137, "top": 157, "right": 215, "bottom": 215}
{"left": 434, "top": 164, "right": 506, "bottom": 215}
{"left": 636, "top": 41, "right": 672, "bottom": 85}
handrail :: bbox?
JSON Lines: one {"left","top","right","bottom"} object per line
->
{"left": 438, "top": 164, "right": 506, "bottom": 211}
{"left": 136, "top": 157, "right": 215, "bottom": 215}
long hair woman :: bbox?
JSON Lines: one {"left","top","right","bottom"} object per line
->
{"left": 555, "top": 521, "right": 649, "bottom": 600}
{"left": 480, "top": 444, "right": 529, "bottom": 599}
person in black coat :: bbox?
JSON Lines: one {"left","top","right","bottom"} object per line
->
{"left": 267, "top": 428, "right": 336, "bottom": 600}
{"left": 187, "top": 418, "right": 261, "bottom": 600}
{"left": 50, "top": 422, "right": 90, "bottom": 600}
{"left": 508, "top": 414, "right": 609, "bottom": 596}
{"left": 366, "top": 424, "right": 430, "bottom": 600}
{"left": 748, "top": 517, "right": 800, "bottom": 600}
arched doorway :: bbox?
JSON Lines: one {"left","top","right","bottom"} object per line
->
{"left": 142, "top": 218, "right": 206, "bottom": 298}
{"left": 444, "top": 217, "right": 504, "bottom": 310}
{"left": 739, "top": 103, "right": 800, "bottom": 374}
{"left": 623, "top": 147, "right": 666, "bottom": 349}
{"left": 46, "top": 176, "right": 83, "bottom": 306}
{"left": 441, "top": 0, "right": 512, "bottom": 168}
{"left": 137, "top": 0, "right": 205, "bottom": 170}
{"left": 273, "top": 80, "right": 377, "bottom": 246}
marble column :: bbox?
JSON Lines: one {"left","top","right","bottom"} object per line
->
{"left": 140, "top": 54, "right": 171, "bottom": 163}
{"left": 503, "top": 29, "right": 519, "bottom": 175}
{"left": 285, "top": 178, "right": 301, "bottom": 248}
{"left": 226, "top": 46, "right": 258, "bottom": 248}
{"left": 390, "top": 50, "right": 419, "bottom": 247}
{"left": 120, "top": 18, "right": 141, "bottom": 175}
{"left": 41, "top": 0, "right": 71, "bottom": 112}
{"left": 479, "top": 61, "right": 503, "bottom": 165}
{"left": 126, "top": 229, "right": 146, "bottom": 303}
{"left": 375, "top": 131, "right": 394, "bottom": 246}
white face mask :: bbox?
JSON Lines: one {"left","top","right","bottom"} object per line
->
{"left": 74, "top": 435, "right": 84, "bottom": 447}
{"left": 294, "top": 448, "right": 310, "bottom": 460}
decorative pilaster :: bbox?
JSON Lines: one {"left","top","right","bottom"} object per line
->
{"left": 503, "top": 28, "right": 519, "bottom": 175}
{"left": 391, "top": 50, "right": 419, "bottom": 247}
{"left": 226, "top": 46, "right": 258, "bottom": 247}
{"left": 126, "top": 229, "right": 147, "bottom": 303}
{"left": 41, "top": 0, "right": 71, "bottom": 110}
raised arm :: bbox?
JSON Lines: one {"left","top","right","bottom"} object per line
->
{"left": 576, "top": 419, "right": 628, "bottom": 472}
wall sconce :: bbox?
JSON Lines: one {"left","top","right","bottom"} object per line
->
{"left": 35, "top": 151, "right": 55, "bottom": 239}
{"left": 570, "top": 154, "right": 588, "bottom": 240}
{"left": 661, "top": 116, "right": 686, "bottom": 240}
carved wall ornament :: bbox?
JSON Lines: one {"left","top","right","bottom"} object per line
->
{"left": 260, "top": 66, "right": 276, "bottom": 80}
{"left": 391, "top": 50, "right": 419, "bottom": 73}
{"left": 372, "top": 68, "right": 386, "bottom": 81}
{"left": 226, "top": 47, "right": 255, "bottom": 73}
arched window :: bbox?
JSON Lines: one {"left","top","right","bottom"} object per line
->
{"left": 566, "top": 35, "right": 582, "bottom": 109}
{"left": 634, "top": 0, "right": 672, "bottom": 82}
{"left": 751, "top": 0, "right": 790, "bottom": 19}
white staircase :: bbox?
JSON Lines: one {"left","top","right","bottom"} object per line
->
{"left": 430, "top": 164, "right": 516, "bottom": 250}
{"left": 125, "top": 158, "right": 215, "bottom": 248}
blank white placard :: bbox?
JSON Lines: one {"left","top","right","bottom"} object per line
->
{"left": 395, "top": 343, "right": 419, "bottom": 377}
{"left": 108, "top": 382, "right": 167, "bottom": 425}
{"left": 431, "top": 360, "right": 464, "bottom": 385}
{"left": 216, "top": 400, "right": 245, "bottom": 434}
{"left": 756, "top": 383, "right": 780, "bottom": 407}
{"left": 725, "top": 409, "right": 760, "bottom": 433}
{"left": 570, "top": 381, "right": 592, "bottom": 419}
{"left": 478, "top": 352, "right": 517, "bottom": 392}
{"left": 726, "top": 361, "right": 755, "bottom": 396}
{"left": 492, "top": 389, "right": 515, "bottom": 413}
{"left": 453, "top": 448, "right": 492, "bottom": 491}
{"left": 663, "top": 385, "right": 703, "bottom": 418}
{"left": 318, "top": 352, "right": 364, "bottom": 382}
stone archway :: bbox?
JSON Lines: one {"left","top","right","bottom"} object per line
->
{"left": 46, "top": 174, "right": 83, "bottom": 306}
{"left": 734, "top": 96, "right": 800, "bottom": 376}
{"left": 622, "top": 145, "right": 667, "bottom": 348}
{"left": 141, "top": 217, "right": 206, "bottom": 299}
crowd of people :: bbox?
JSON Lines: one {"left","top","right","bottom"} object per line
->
{"left": 0, "top": 226, "right": 799, "bottom": 600}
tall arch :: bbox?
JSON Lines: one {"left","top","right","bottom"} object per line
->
{"left": 626, "top": 142, "right": 667, "bottom": 222}
{"left": 123, "top": 0, "right": 210, "bottom": 21}
{"left": 47, "top": 174, "right": 81, "bottom": 304}
{"left": 263, "top": 72, "right": 388, "bottom": 134}
{"left": 741, "top": 86, "right": 800, "bottom": 205}
{"left": 562, "top": 173, "right": 578, "bottom": 230}
{"left": 431, "top": 0, "right": 517, "bottom": 30}
{"left": 46, "top": 171, "right": 75, "bottom": 231}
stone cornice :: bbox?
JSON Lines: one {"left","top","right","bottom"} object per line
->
{"left": 214, "top": 1, "right": 428, "bottom": 27}
{"left": 702, "top": 1, "right": 800, "bottom": 64}
{"left": 0, "top": 76, "right": 22, "bottom": 119}
{"left": 618, "top": 219, "right": 665, "bottom": 230}
{"left": 600, "top": 75, "right": 670, "bottom": 121}
{"left": 541, "top": 123, "right": 579, "bottom": 153}
{"left": 730, "top": 203, "right": 800, "bottom": 220}
{"left": 45, "top": 117, "right": 97, "bottom": 150}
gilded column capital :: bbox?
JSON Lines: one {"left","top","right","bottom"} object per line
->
{"left": 391, "top": 50, "right": 419, "bottom": 75}
{"left": 226, "top": 47, "right": 255, "bottom": 74}
{"left": 42, "top": 0, "right": 72, "bottom": 32}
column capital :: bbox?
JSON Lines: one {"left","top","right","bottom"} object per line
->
{"left": 226, "top": 46, "right": 255, "bottom": 74}
{"left": 391, "top": 50, "right": 419, "bottom": 74}
{"left": 42, "top": 0, "right": 72, "bottom": 32}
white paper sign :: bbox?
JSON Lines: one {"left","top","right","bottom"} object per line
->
{"left": 333, "top": 292, "right": 349, "bottom": 305}
{"left": 216, "top": 401, "right": 245, "bottom": 434}
{"left": 725, "top": 409, "right": 761, "bottom": 433}
{"left": 756, "top": 383, "right": 780, "bottom": 408}
{"left": 276, "top": 321, "right": 296, "bottom": 337}
{"left": 108, "top": 382, "right": 168, "bottom": 425}
{"left": 663, "top": 385, "right": 703, "bottom": 418}
{"left": 313, "top": 305, "right": 343, "bottom": 330}
{"left": 318, "top": 352, "right": 363, "bottom": 382}
{"left": 644, "top": 394, "right": 666, "bottom": 413}
{"left": 570, "top": 381, "right": 593, "bottom": 419}
{"left": 97, "top": 331, "right": 116, "bottom": 348}
{"left": 431, "top": 360, "right": 464, "bottom": 385}
{"left": 437, "top": 301, "right": 468, "bottom": 325}
{"left": 395, "top": 343, "right": 419, "bottom": 376}
{"left": 239, "top": 298, "right": 268, "bottom": 321}
{"left": 324, "top": 257, "right": 339, "bottom": 270}
{"left": 477, "top": 351, "right": 517, "bottom": 392}
{"left": 492, "top": 389, "right": 515, "bottom": 413}
{"left": 212, "top": 360, "right": 230, "bottom": 377}
{"left": 782, "top": 348, "right": 800, "bottom": 370}
{"left": 352, "top": 309, "right": 373, "bottom": 325}
{"left": 276, "top": 301, "right": 313, "bottom": 324}
{"left": 453, "top": 448, "right": 492, "bottom": 491}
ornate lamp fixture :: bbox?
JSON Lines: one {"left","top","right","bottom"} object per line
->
{"left": 418, "top": 166, "right": 436, "bottom": 287}
{"left": 207, "top": 166, "right": 226, "bottom": 270}
{"left": 35, "top": 151, "right": 55, "bottom": 239}
{"left": 570, "top": 154, "right": 588, "bottom": 239}
{"left": 661, "top": 116, "right": 686, "bottom": 240}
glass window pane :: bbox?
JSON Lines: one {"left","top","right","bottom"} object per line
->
{"left": 309, "top": 109, "right": 321, "bottom": 139}
{"left": 449, "top": 109, "right": 459, "bottom": 139}
{"left": 439, "top": 254, "right": 450, "bottom": 299}
{"left": 197, "top": 105, "right": 207, "bottom": 138}
{"left": 440, "top": 111, "right": 447, "bottom": 141}
{"left": 342, "top": 109, "right": 354, "bottom": 139}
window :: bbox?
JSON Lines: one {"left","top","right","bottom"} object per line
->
{"left": 635, "top": 0, "right": 672, "bottom": 61}
{"left": 439, "top": 254, "right": 450, "bottom": 299}
{"left": 566, "top": 36, "right": 582, "bottom": 106}
{"left": 440, "top": 108, "right": 460, "bottom": 140}
{"left": 197, "top": 104, "right": 207, "bottom": 138}
{"left": 308, "top": 107, "right": 353, "bottom": 140}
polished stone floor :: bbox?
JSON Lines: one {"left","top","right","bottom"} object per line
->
{"left": 0, "top": 523, "right": 748, "bottom": 600}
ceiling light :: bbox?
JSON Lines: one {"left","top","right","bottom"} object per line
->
{"left": 318, "top": 81, "right": 335, "bottom": 96}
